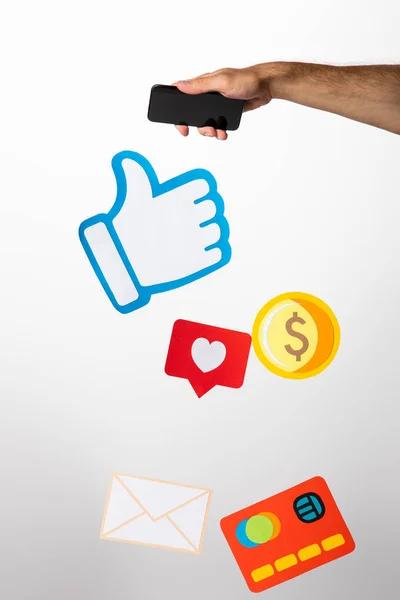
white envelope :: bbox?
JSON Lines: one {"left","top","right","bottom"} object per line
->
{"left": 100, "top": 473, "right": 213, "bottom": 554}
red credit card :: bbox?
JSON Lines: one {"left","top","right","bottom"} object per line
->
{"left": 220, "top": 477, "right": 356, "bottom": 593}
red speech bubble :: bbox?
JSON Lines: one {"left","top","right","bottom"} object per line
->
{"left": 165, "top": 319, "right": 252, "bottom": 397}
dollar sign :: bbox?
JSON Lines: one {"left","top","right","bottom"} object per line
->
{"left": 285, "top": 311, "right": 309, "bottom": 362}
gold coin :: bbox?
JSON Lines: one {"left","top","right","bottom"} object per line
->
{"left": 252, "top": 292, "right": 340, "bottom": 379}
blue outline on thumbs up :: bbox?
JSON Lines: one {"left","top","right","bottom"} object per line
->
{"left": 79, "top": 151, "right": 232, "bottom": 314}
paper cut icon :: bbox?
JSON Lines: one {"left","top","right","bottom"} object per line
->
{"left": 165, "top": 319, "right": 252, "bottom": 397}
{"left": 252, "top": 292, "right": 340, "bottom": 379}
{"left": 100, "top": 473, "right": 212, "bottom": 554}
{"left": 220, "top": 476, "right": 355, "bottom": 593}
{"left": 79, "top": 151, "right": 231, "bottom": 313}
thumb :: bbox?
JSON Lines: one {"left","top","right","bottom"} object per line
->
{"left": 113, "top": 152, "right": 154, "bottom": 208}
{"left": 175, "top": 73, "right": 228, "bottom": 95}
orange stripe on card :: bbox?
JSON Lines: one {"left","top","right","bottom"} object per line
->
{"left": 298, "top": 543, "right": 321, "bottom": 561}
{"left": 251, "top": 564, "right": 274, "bottom": 582}
{"left": 275, "top": 554, "right": 298, "bottom": 571}
{"left": 322, "top": 533, "right": 345, "bottom": 552}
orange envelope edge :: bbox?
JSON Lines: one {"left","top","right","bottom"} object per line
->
{"left": 99, "top": 472, "right": 213, "bottom": 555}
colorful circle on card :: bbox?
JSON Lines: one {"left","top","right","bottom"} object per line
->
{"left": 252, "top": 292, "right": 340, "bottom": 379}
{"left": 236, "top": 512, "right": 281, "bottom": 548}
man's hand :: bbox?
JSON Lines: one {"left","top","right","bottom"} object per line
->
{"left": 173, "top": 65, "right": 274, "bottom": 140}
{"left": 174, "top": 62, "right": 400, "bottom": 137}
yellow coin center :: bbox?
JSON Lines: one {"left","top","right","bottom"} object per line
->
{"left": 259, "top": 301, "right": 318, "bottom": 372}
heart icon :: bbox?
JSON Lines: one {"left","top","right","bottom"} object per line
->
{"left": 191, "top": 338, "right": 227, "bottom": 373}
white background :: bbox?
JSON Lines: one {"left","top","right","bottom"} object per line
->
{"left": 1, "top": 1, "right": 399, "bottom": 599}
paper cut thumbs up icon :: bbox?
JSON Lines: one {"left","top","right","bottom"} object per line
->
{"left": 79, "top": 151, "right": 231, "bottom": 313}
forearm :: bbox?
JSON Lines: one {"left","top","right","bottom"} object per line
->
{"left": 259, "top": 62, "right": 400, "bottom": 134}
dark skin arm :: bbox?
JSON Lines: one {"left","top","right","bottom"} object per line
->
{"left": 173, "top": 62, "right": 400, "bottom": 139}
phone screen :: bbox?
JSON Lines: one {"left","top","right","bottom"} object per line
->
{"left": 148, "top": 85, "right": 244, "bottom": 130}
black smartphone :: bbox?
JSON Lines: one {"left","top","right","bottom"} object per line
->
{"left": 147, "top": 84, "right": 244, "bottom": 131}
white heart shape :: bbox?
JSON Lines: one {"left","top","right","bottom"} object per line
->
{"left": 191, "top": 338, "right": 227, "bottom": 373}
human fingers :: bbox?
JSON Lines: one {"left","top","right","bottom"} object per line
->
{"left": 216, "top": 129, "right": 228, "bottom": 141}
{"left": 197, "top": 126, "right": 217, "bottom": 137}
{"left": 196, "top": 127, "right": 228, "bottom": 140}
{"left": 175, "top": 124, "right": 189, "bottom": 136}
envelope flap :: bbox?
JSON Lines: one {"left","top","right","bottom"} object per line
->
{"left": 168, "top": 491, "right": 211, "bottom": 551}
{"left": 118, "top": 475, "right": 207, "bottom": 519}
{"left": 102, "top": 476, "right": 143, "bottom": 535}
